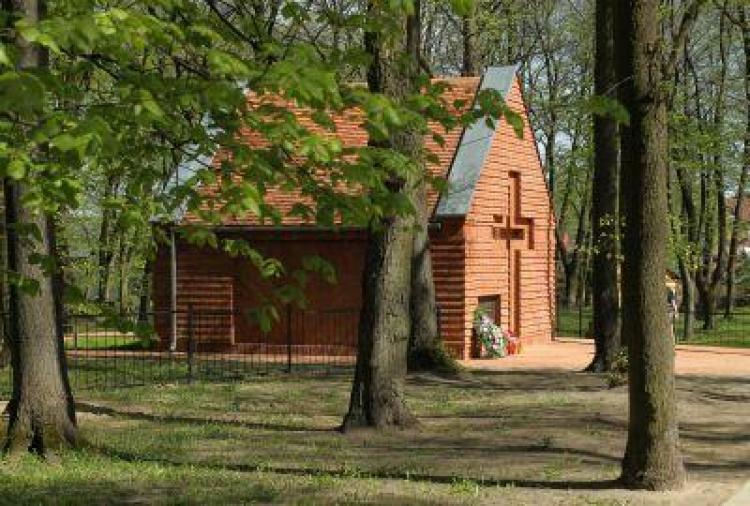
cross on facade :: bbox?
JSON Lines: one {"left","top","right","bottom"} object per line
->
{"left": 492, "top": 172, "right": 535, "bottom": 334}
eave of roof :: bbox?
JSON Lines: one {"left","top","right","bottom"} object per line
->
{"left": 434, "top": 65, "right": 518, "bottom": 218}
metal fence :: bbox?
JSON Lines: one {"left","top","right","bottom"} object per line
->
{"left": 0, "top": 306, "right": 358, "bottom": 395}
{"left": 555, "top": 306, "right": 750, "bottom": 348}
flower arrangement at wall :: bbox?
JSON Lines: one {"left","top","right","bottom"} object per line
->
{"left": 474, "top": 312, "right": 522, "bottom": 358}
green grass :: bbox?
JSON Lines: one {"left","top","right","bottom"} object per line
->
{"left": 0, "top": 356, "right": 349, "bottom": 397}
{"left": 677, "top": 314, "right": 750, "bottom": 348}
{"left": 64, "top": 334, "right": 156, "bottom": 351}
{"left": 556, "top": 306, "right": 750, "bottom": 348}
{"left": 0, "top": 371, "right": 750, "bottom": 505}
{"left": 555, "top": 307, "right": 592, "bottom": 338}
{"left": 0, "top": 371, "right": 746, "bottom": 505}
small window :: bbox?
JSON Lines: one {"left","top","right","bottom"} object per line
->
{"left": 477, "top": 295, "right": 501, "bottom": 324}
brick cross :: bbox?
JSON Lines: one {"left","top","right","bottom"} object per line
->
{"left": 492, "top": 172, "right": 534, "bottom": 334}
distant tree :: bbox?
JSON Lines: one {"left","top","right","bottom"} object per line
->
{"left": 461, "top": 0, "right": 479, "bottom": 77}
{"left": 724, "top": 6, "right": 750, "bottom": 318}
{"left": 586, "top": 0, "right": 620, "bottom": 371}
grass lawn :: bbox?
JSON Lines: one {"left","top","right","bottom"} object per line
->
{"left": 677, "top": 314, "right": 750, "bottom": 348}
{"left": 556, "top": 306, "right": 750, "bottom": 348}
{"left": 64, "top": 334, "right": 155, "bottom": 351}
{"left": 555, "top": 307, "right": 592, "bottom": 338}
{"left": 0, "top": 369, "right": 747, "bottom": 505}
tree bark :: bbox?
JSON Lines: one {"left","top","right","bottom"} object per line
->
{"left": 407, "top": 1, "right": 456, "bottom": 373}
{"left": 586, "top": 0, "right": 620, "bottom": 372}
{"left": 138, "top": 258, "right": 152, "bottom": 322}
{"left": 5, "top": 181, "right": 78, "bottom": 455}
{"left": 461, "top": 1, "right": 479, "bottom": 77}
{"left": 614, "top": 0, "right": 686, "bottom": 490}
{"left": 4, "top": 0, "right": 77, "bottom": 457}
{"left": 408, "top": 182, "right": 456, "bottom": 372}
{"left": 677, "top": 259, "right": 694, "bottom": 341}
{"left": 0, "top": 179, "right": 9, "bottom": 369}
{"left": 341, "top": 2, "right": 419, "bottom": 431}
{"left": 96, "top": 174, "right": 118, "bottom": 305}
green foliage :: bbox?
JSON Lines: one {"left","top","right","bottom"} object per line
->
{"left": 606, "top": 351, "right": 629, "bottom": 388}
{"left": 0, "top": 0, "right": 523, "bottom": 334}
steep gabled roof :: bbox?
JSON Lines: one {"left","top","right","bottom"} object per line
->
{"left": 178, "top": 65, "right": 520, "bottom": 227}
{"left": 434, "top": 65, "right": 518, "bottom": 217}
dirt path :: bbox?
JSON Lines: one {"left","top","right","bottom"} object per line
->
{"left": 463, "top": 338, "right": 750, "bottom": 378}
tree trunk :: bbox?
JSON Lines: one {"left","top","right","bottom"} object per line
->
{"left": 408, "top": 182, "right": 456, "bottom": 372}
{"left": 4, "top": 0, "right": 77, "bottom": 457}
{"left": 461, "top": 1, "right": 479, "bottom": 77}
{"left": 407, "top": 1, "right": 456, "bottom": 374}
{"left": 4, "top": 181, "right": 78, "bottom": 455}
{"left": 677, "top": 259, "right": 694, "bottom": 341}
{"left": 696, "top": 280, "right": 716, "bottom": 330}
{"left": 586, "top": 0, "right": 620, "bottom": 373}
{"left": 96, "top": 175, "right": 118, "bottom": 305}
{"left": 341, "top": 2, "right": 419, "bottom": 431}
{"left": 614, "top": 0, "right": 685, "bottom": 490}
{"left": 138, "top": 259, "right": 152, "bottom": 322}
{"left": 0, "top": 179, "right": 9, "bottom": 369}
{"left": 563, "top": 265, "right": 578, "bottom": 308}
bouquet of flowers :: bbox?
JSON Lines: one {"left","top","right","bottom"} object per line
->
{"left": 475, "top": 313, "right": 508, "bottom": 358}
{"left": 505, "top": 331, "right": 521, "bottom": 355}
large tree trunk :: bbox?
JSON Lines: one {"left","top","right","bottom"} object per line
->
{"left": 408, "top": 182, "right": 456, "bottom": 372}
{"left": 4, "top": 182, "right": 78, "bottom": 455}
{"left": 4, "top": 0, "right": 77, "bottom": 457}
{"left": 407, "top": 1, "right": 456, "bottom": 374}
{"left": 341, "top": 2, "right": 418, "bottom": 431}
{"left": 614, "top": 0, "right": 685, "bottom": 490}
{"left": 586, "top": 0, "right": 620, "bottom": 374}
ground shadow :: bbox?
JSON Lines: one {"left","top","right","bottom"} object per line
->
{"left": 90, "top": 441, "right": 622, "bottom": 492}
{"left": 77, "top": 402, "right": 335, "bottom": 434}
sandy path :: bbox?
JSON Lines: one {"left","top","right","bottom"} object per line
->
{"left": 463, "top": 338, "right": 750, "bottom": 378}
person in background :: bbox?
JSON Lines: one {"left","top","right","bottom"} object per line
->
{"left": 667, "top": 286, "right": 678, "bottom": 342}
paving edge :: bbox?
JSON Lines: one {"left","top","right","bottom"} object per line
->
{"left": 722, "top": 481, "right": 750, "bottom": 505}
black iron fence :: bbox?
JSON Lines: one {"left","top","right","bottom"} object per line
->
{"left": 0, "top": 306, "right": 358, "bottom": 395}
{"left": 555, "top": 306, "right": 750, "bottom": 348}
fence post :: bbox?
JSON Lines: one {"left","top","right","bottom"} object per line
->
{"left": 286, "top": 304, "right": 292, "bottom": 374}
{"left": 578, "top": 303, "right": 583, "bottom": 338}
{"left": 436, "top": 304, "right": 442, "bottom": 339}
{"left": 187, "top": 303, "right": 195, "bottom": 384}
{"left": 553, "top": 296, "right": 558, "bottom": 341}
{"left": 682, "top": 307, "right": 689, "bottom": 343}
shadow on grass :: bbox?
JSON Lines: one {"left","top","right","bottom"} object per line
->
{"left": 89, "top": 441, "right": 623, "bottom": 492}
{"left": 77, "top": 402, "right": 335, "bottom": 434}
{"left": 409, "top": 369, "right": 610, "bottom": 393}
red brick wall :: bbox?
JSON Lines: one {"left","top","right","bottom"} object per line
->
{"left": 430, "top": 218, "right": 467, "bottom": 357}
{"left": 154, "top": 226, "right": 471, "bottom": 356}
{"left": 153, "top": 230, "right": 366, "bottom": 352}
{"left": 463, "top": 76, "right": 556, "bottom": 348}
